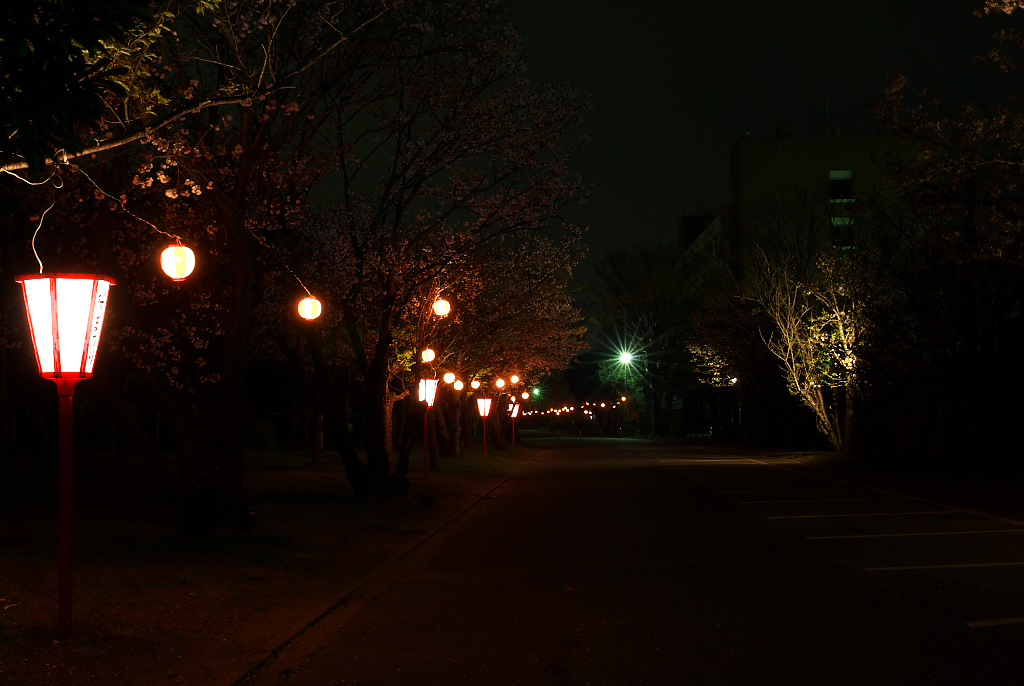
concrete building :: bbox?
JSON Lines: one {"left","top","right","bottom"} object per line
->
{"left": 680, "top": 129, "right": 913, "bottom": 276}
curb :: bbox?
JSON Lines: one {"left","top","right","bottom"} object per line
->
{"left": 223, "top": 452, "right": 540, "bottom": 686}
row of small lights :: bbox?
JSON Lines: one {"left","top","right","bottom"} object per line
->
{"left": 521, "top": 396, "right": 628, "bottom": 417}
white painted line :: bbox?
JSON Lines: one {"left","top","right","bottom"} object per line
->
{"left": 808, "top": 529, "right": 1024, "bottom": 540}
{"left": 769, "top": 511, "right": 957, "bottom": 520}
{"left": 722, "top": 488, "right": 862, "bottom": 493}
{"left": 867, "top": 561, "right": 1024, "bottom": 571}
{"left": 702, "top": 482, "right": 816, "bottom": 486}
{"left": 740, "top": 498, "right": 902, "bottom": 504}
{"left": 967, "top": 617, "right": 1024, "bottom": 629}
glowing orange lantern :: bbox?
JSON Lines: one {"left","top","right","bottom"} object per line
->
{"left": 495, "top": 378, "right": 505, "bottom": 388}
{"left": 297, "top": 297, "right": 322, "bottom": 320}
{"left": 443, "top": 372, "right": 455, "bottom": 384}
{"left": 471, "top": 380, "right": 481, "bottom": 389}
{"left": 432, "top": 299, "right": 451, "bottom": 317}
{"left": 454, "top": 380, "right": 464, "bottom": 391}
{"left": 510, "top": 375, "right": 519, "bottom": 384}
{"left": 160, "top": 243, "right": 196, "bottom": 281}
{"left": 421, "top": 348, "right": 435, "bottom": 363}
{"left": 521, "top": 391, "right": 529, "bottom": 400}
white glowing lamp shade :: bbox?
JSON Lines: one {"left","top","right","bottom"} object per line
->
{"left": 510, "top": 375, "right": 519, "bottom": 384}
{"left": 454, "top": 380, "right": 464, "bottom": 391}
{"left": 510, "top": 404, "right": 519, "bottom": 418}
{"left": 17, "top": 274, "right": 116, "bottom": 378}
{"left": 476, "top": 398, "right": 492, "bottom": 417}
{"left": 522, "top": 392, "right": 529, "bottom": 400}
{"left": 432, "top": 299, "right": 451, "bottom": 317}
{"left": 495, "top": 378, "right": 505, "bottom": 388}
{"left": 471, "top": 380, "right": 481, "bottom": 389}
{"left": 160, "top": 244, "right": 196, "bottom": 281}
{"left": 418, "top": 379, "right": 438, "bottom": 407}
{"left": 443, "top": 372, "right": 456, "bottom": 384}
{"left": 298, "top": 297, "right": 322, "bottom": 320}
{"left": 421, "top": 348, "right": 435, "bottom": 363}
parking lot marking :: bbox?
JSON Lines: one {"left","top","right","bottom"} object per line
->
{"left": 722, "top": 488, "right": 862, "bottom": 493}
{"left": 740, "top": 498, "right": 901, "bottom": 504}
{"left": 967, "top": 617, "right": 1024, "bottom": 628}
{"left": 808, "top": 529, "right": 1024, "bottom": 540}
{"left": 769, "top": 511, "right": 956, "bottom": 520}
{"left": 702, "top": 482, "right": 816, "bottom": 486}
{"left": 867, "top": 561, "right": 1024, "bottom": 571}
{"left": 741, "top": 457, "right": 1024, "bottom": 529}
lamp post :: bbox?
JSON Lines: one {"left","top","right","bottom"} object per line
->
{"left": 15, "top": 273, "right": 116, "bottom": 636}
{"left": 476, "top": 397, "right": 491, "bottom": 459}
{"left": 509, "top": 402, "right": 519, "bottom": 447}
{"left": 419, "top": 379, "right": 438, "bottom": 478}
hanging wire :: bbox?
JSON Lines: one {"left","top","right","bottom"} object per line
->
{"left": 245, "top": 225, "right": 313, "bottom": 297}
{"left": 31, "top": 199, "right": 57, "bottom": 273}
{"left": 72, "top": 164, "right": 179, "bottom": 241}
{"left": 7, "top": 150, "right": 313, "bottom": 296}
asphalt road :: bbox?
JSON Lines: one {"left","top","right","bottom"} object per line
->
{"left": 246, "top": 439, "right": 1024, "bottom": 685}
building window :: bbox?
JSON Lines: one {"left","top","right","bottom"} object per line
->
{"left": 829, "top": 170, "right": 854, "bottom": 202}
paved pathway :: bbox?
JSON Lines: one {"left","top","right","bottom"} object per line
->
{"left": 245, "top": 440, "right": 1024, "bottom": 685}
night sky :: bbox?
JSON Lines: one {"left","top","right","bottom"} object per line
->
{"left": 505, "top": 0, "right": 1017, "bottom": 269}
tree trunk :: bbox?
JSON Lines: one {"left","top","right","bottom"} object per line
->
{"left": 300, "top": 326, "right": 370, "bottom": 495}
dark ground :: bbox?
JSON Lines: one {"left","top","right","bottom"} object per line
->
{"left": 245, "top": 438, "right": 1024, "bottom": 685}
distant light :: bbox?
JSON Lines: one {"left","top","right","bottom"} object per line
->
{"left": 432, "top": 299, "right": 451, "bottom": 317}
{"left": 621, "top": 396, "right": 627, "bottom": 401}
{"left": 532, "top": 388, "right": 540, "bottom": 396}
{"left": 418, "top": 379, "right": 438, "bottom": 407}
{"left": 619, "top": 352, "right": 633, "bottom": 364}
{"left": 298, "top": 297, "right": 322, "bottom": 320}
{"left": 510, "top": 375, "right": 519, "bottom": 384}
{"left": 476, "top": 398, "right": 492, "bottom": 417}
{"left": 471, "top": 380, "right": 481, "bottom": 389}
{"left": 600, "top": 403, "right": 606, "bottom": 408}
{"left": 443, "top": 372, "right": 455, "bottom": 384}
{"left": 730, "top": 377, "right": 738, "bottom": 384}
{"left": 160, "top": 244, "right": 196, "bottom": 281}
{"left": 421, "top": 348, "right": 435, "bottom": 363}
{"left": 521, "top": 392, "right": 529, "bottom": 400}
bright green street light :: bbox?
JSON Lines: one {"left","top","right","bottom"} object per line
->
{"left": 619, "top": 351, "right": 633, "bottom": 364}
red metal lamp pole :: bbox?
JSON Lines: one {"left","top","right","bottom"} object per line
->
{"left": 55, "top": 378, "right": 80, "bottom": 635}
{"left": 419, "top": 379, "right": 438, "bottom": 477}
{"left": 476, "top": 397, "right": 491, "bottom": 460}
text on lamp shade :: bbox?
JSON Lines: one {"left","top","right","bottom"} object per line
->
{"left": 17, "top": 274, "right": 116, "bottom": 377}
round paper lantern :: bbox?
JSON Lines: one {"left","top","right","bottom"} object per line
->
{"left": 421, "top": 348, "right": 435, "bottom": 363}
{"left": 432, "top": 299, "right": 451, "bottom": 317}
{"left": 522, "top": 392, "right": 529, "bottom": 400}
{"left": 443, "top": 372, "right": 456, "bottom": 384}
{"left": 510, "top": 375, "right": 519, "bottom": 384}
{"left": 495, "top": 378, "right": 505, "bottom": 388}
{"left": 471, "top": 380, "right": 481, "bottom": 389}
{"left": 454, "top": 380, "right": 464, "bottom": 391}
{"left": 160, "top": 244, "right": 196, "bottom": 281}
{"left": 297, "top": 296, "right": 322, "bottom": 320}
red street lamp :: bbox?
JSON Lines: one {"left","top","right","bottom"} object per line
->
{"left": 509, "top": 403, "right": 519, "bottom": 447}
{"left": 476, "top": 397, "right": 492, "bottom": 459}
{"left": 419, "top": 379, "right": 438, "bottom": 477}
{"left": 15, "top": 273, "right": 116, "bottom": 636}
